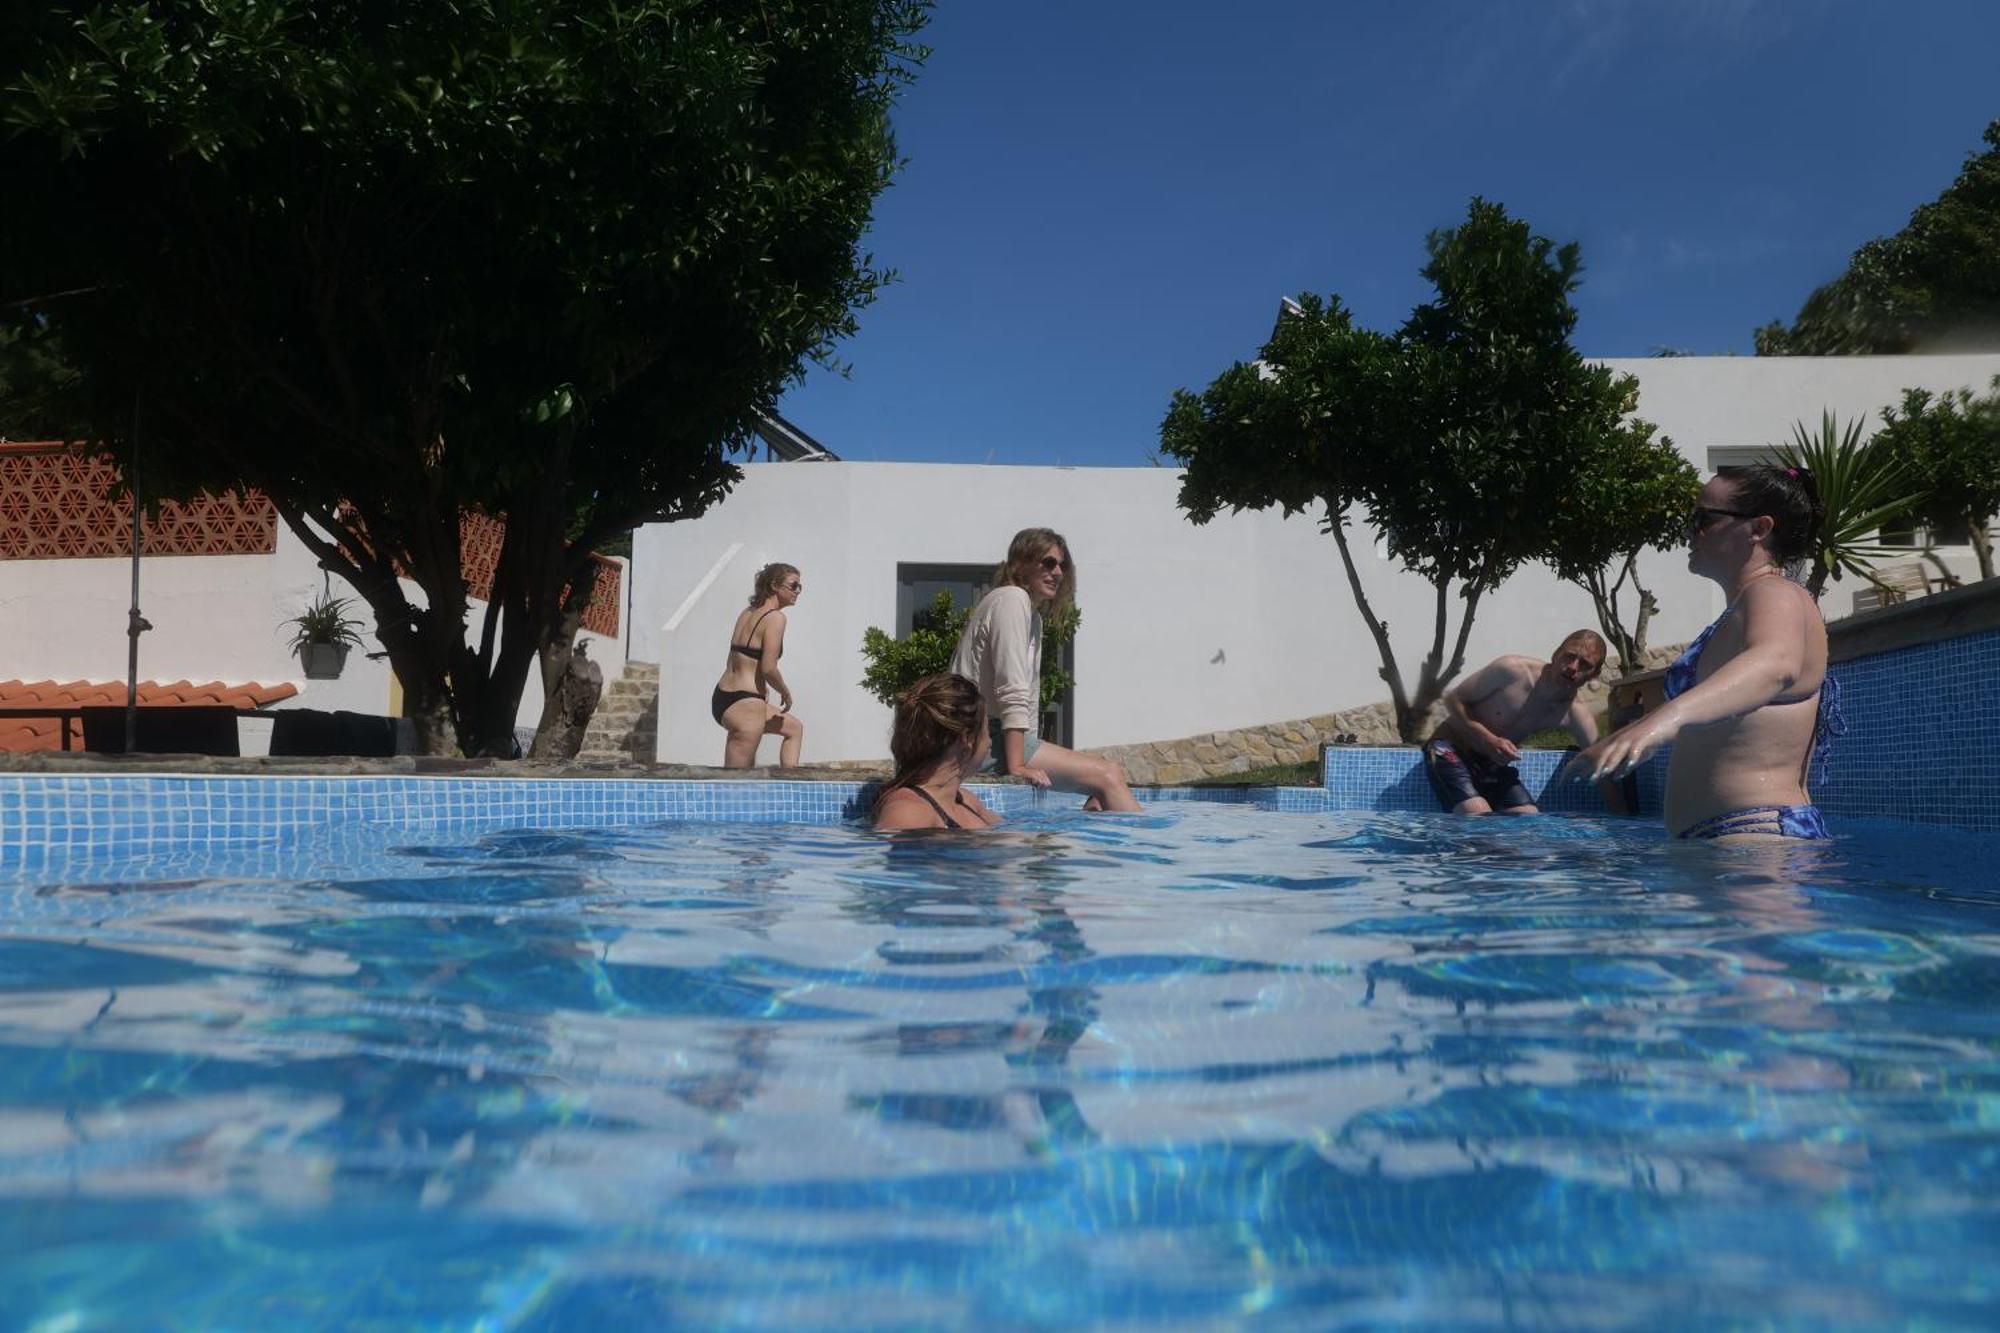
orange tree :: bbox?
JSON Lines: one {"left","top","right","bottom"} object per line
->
{"left": 0, "top": 0, "right": 929, "bottom": 754}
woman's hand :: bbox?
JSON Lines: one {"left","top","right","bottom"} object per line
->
{"left": 1016, "top": 764, "right": 1053, "bottom": 790}
{"left": 1559, "top": 711, "right": 1677, "bottom": 784}
{"left": 778, "top": 689, "right": 794, "bottom": 714}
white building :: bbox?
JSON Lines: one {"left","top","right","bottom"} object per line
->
{"left": 633, "top": 354, "right": 2000, "bottom": 765}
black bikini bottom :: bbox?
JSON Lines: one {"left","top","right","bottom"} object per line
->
{"left": 711, "top": 687, "right": 763, "bottom": 725}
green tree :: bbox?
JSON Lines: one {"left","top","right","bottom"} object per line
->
{"left": 1757, "top": 119, "right": 2000, "bottom": 355}
{"left": 1534, "top": 402, "right": 1698, "bottom": 676}
{"left": 859, "top": 591, "right": 1077, "bottom": 720}
{"left": 1162, "top": 199, "right": 1654, "bottom": 741}
{"left": 0, "top": 320, "right": 77, "bottom": 441}
{"left": 1871, "top": 379, "right": 2000, "bottom": 581}
{"left": 1774, "top": 412, "right": 1929, "bottom": 598}
{"left": 0, "top": 0, "right": 929, "bottom": 755}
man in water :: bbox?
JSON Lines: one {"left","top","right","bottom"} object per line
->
{"left": 1423, "top": 630, "right": 1607, "bottom": 815}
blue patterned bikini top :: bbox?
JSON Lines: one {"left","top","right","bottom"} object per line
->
{"left": 1663, "top": 594, "right": 1846, "bottom": 783}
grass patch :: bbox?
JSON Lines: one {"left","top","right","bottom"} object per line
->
{"left": 1179, "top": 760, "right": 1320, "bottom": 788}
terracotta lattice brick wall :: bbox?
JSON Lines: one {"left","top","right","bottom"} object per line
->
{"left": 458, "top": 512, "right": 622, "bottom": 639}
{"left": 0, "top": 444, "right": 276, "bottom": 558}
{"left": 0, "top": 445, "right": 621, "bottom": 638}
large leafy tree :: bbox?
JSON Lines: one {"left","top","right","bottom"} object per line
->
{"left": 0, "top": 0, "right": 929, "bottom": 754}
{"left": 1872, "top": 379, "right": 2000, "bottom": 581}
{"left": 1757, "top": 119, "right": 2000, "bottom": 355}
{"left": 1534, "top": 403, "right": 1697, "bottom": 676}
{"left": 1162, "top": 200, "right": 1655, "bottom": 741}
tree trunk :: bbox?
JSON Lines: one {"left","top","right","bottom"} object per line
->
{"left": 528, "top": 575, "right": 598, "bottom": 759}
{"left": 1326, "top": 515, "right": 1412, "bottom": 736}
{"left": 528, "top": 641, "right": 603, "bottom": 761}
{"left": 1970, "top": 514, "right": 1994, "bottom": 581}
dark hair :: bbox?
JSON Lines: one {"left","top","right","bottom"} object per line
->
{"left": 874, "top": 673, "right": 986, "bottom": 813}
{"left": 749, "top": 562, "right": 799, "bottom": 607}
{"left": 1714, "top": 465, "right": 1824, "bottom": 571}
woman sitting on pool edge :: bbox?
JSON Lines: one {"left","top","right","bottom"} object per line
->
{"left": 873, "top": 674, "right": 1003, "bottom": 831}
{"left": 950, "top": 527, "right": 1140, "bottom": 813}
{"left": 1564, "top": 464, "right": 1839, "bottom": 842}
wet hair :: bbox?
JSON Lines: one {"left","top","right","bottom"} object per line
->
{"left": 1714, "top": 465, "right": 1824, "bottom": 572}
{"left": 995, "top": 527, "right": 1076, "bottom": 616}
{"left": 874, "top": 674, "right": 986, "bottom": 814}
{"left": 1556, "top": 629, "right": 1607, "bottom": 664}
{"left": 749, "top": 562, "right": 799, "bottom": 607}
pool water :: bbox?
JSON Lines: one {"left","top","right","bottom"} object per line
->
{"left": 2, "top": 805, "right": 1997, "bottom": 1329}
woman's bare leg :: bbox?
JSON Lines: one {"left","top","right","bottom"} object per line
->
{"left": 1021, "top": 741, "right": 1140, "bottom": 812}
{"left": 764, "top": 710, "right": 804, "bottom": 767}
{"left": 721, "top": 700, "right": 768, "bottom": 768}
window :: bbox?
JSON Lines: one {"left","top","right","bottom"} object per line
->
{"left": 895, "top": 562, "right": 1074, "bottom": 747}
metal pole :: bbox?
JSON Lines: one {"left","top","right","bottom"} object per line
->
{"left": 124, "top": 397, "right": 151, "bottom": 753}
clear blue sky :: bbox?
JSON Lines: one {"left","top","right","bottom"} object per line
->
{"left": 776, "top": 0, "right": 2000, "bottom": 466}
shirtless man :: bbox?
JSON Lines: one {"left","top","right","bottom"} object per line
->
{"left": 1422, "top": 630, "right": 1607, "bottom": 815}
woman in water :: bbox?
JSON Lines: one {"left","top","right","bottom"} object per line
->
{"left": 712, "top": 562, "right": 805, "bottom": 768}
{"left": 949, "top": 528, "right": 1139, "bottom": 813}
{"left": 873, "top": 674, "right": 1003, "bottom": 830}
{"left": 1566, "top": 464, "right": 1836, "bottom": 841}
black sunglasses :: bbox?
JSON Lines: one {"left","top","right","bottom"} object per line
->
{"left": 1037, "top": 555, "right": 1070, "bottom": 574}
{"left": 1686, "top": 505, "right": 1759, "bottom": 533}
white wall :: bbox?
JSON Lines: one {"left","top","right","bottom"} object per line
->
{"left": 634, "top": 353, "right": 2000, "bottom": 765}
{"left": 0, "top": 524, "right": 625, "bottom": 752}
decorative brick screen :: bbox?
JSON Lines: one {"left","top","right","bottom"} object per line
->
{"left": 0, "top": 443, "right": 276, "bottom": 559}
{"left": 0, "top": 444, "right": 621, "bottom": 638}
{"left": 458, "top": 511, "right": 622, "bottom": 639}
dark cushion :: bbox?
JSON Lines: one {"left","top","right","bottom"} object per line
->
{"left": 269, "top": 708, "right": 343, "bottom": 757}
{"left": 80, "top": 706, "right": 240, "bottom": 756}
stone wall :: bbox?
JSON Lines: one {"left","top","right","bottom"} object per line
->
{"left": 1086, "top": 644, "right": 1687, "bottom": 786}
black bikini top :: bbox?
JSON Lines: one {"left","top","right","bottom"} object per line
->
{"left": 908, "top": 786, "right": 996, "bottom": 830}
{"left": 732, "top": 608, "right": 781, "bottom": 661}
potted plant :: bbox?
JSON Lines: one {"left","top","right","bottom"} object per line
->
{"left": 285, "top": 591, "right": 368, "bottom": 680}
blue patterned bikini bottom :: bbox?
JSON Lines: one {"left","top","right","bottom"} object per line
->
{"left": 1677, "top": 804, "right": 1831, "bottom": 841}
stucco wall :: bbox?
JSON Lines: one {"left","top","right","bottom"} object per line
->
{"left": 634, "top": 353, "right": 2000, "bottom": 765}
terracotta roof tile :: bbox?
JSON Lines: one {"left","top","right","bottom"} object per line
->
{"left": 0, "top": 678, "right": 299, "bottom": 753}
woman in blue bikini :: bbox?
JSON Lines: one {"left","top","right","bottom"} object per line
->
{"left": 1566, "top": 464, "right": 1839, "bottom": 842}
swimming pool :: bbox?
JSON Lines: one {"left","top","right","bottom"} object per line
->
{"left": 2, "top": 794, "right": 1996, "bottom": 1329}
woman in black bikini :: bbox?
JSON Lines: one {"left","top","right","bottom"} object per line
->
{"left": 872, "top": 674, "right": 1002, "bottom": 831}
{"left": 713, "top": 562, "right": 805, "bottom": 768}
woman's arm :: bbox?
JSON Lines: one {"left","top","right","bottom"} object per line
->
{"left": 1564, "top": 580, "right": 1811, "bottom": 782}
{"left": 757, "top": 612, "right": 793, "bottom": 711}
{"left": 985, "top": 590, "right": 1050, "bottom": 785}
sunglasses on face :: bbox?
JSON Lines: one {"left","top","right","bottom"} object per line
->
{"left": 1037, "top": 555, "right": 1070, "bottom": 574}
{"left": 1685, "top": 505, "right": 1758, "bottom": 534}
{"left": 784, "top": 581, "right": 803, "bottom": 592}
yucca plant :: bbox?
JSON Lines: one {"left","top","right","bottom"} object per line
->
{"left": 1775, "top": 411, "right": 1931, "bottom": 598}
